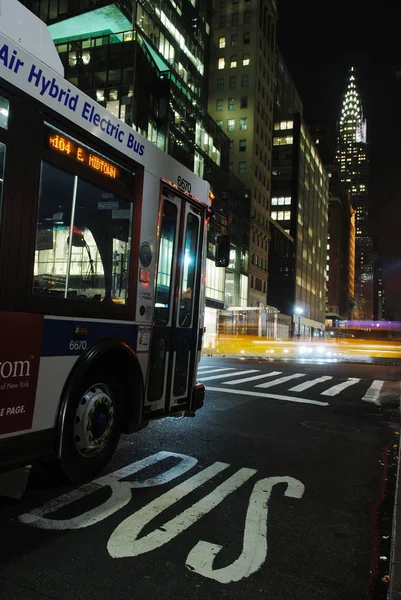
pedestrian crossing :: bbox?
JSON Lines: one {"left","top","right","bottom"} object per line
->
{"left": 197, "top": 365, "right": 397, "bottom": 405}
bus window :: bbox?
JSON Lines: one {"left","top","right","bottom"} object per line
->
{"left": 33, "top": 161, "right": 133, "bottom": 304}
{"left": 179, "top": 212, "right": 199, "bottom": 327}
{"left": 154, "top": 200, "right": 177, "bottom": 325}
{"left": 0, "top": 142, "right": 6, "bottom": 217}
{"left": 0, "top": 95, "right": 9, "bottom": 130}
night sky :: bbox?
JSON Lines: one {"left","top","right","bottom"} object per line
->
{"left": 276, "top": 1, "right": 401, "bottom": 318}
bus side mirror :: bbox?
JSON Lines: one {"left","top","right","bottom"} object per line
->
{"left": 215, "top": 234, "right": 230, "bottom": 267}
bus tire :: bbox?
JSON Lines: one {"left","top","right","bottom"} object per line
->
{"left": 53, "top": 371, "right": 124, "bottom": 483}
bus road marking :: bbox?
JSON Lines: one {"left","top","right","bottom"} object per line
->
{"left": 19, "top": 451, "right": 198, "bottom": 530}
{"left": 108, "top": 465, "right": 256, "bottom": 558}
{"left": 18, "top": 451, "right": 305, "bottom": 585}
{"left": 186, "top": 476, "right": 305, "bottom": 583}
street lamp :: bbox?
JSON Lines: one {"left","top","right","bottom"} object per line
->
{"left": 295, "top": 306, "right": 303, "bottom": 339}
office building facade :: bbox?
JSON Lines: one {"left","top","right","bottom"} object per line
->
{"left": 207, "top": 0, "right": 278, "bottom": 307}
{"left": 270, "top": 113, "right": 329, "bottom": 332}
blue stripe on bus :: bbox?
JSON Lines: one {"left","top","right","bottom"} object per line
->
{"left": 41, "top": 318, "right": 138, "bottom": 357}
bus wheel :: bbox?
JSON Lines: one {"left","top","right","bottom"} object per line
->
{"left": 56, "top": 372, "right": 124, "bottom": 482}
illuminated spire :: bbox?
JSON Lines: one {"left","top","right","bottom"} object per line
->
{"left": 339, "top": 66, "right": 365, "bottom": 142}
{"left": 337, "top": 66, "right": 368, "bottom": 203}
{"left": 340, "top": 67, "right": 363, "bottom": 127}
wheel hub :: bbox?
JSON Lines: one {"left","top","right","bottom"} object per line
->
{"left": 74, "top": 383, "right": 115, "bottom": 457}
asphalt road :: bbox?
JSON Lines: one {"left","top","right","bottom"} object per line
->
{"left": 1, "top": 357, "right": 401, "bottom": 600}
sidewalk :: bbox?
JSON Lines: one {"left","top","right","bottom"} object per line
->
{"left": 390, "top": 434, "right": 401, "bottom": 599}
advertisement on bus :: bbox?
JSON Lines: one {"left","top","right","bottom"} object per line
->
{"left": 0, "top": 313, "right": 43, "bottom": 434}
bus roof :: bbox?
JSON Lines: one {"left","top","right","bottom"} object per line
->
{"left": 0, "top": 0, "right": 64, "bottom": 76}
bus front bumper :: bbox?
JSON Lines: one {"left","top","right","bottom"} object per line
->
{"left": 193, "top": 382, "right": 205, "bottom": 411}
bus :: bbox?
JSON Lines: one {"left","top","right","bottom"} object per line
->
{"left": 0, "top": 1, "right": 228, "bottom": 482}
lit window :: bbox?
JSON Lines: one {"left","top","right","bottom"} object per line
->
{"left": 219, "top": 36, "right": 226, "bottom": 49}
{"left": 228, "top": 97, "right": 236, "bottom": 110}
{"left": 230, "top": 55, "right": 237, "bottom": 68}
{"left": 216, "top": 99, "right": 223, "bottom": 111}
{"left": 228, "top": 119, "right": 235, "bottom": 132}
{"left": 242, "top": 53, "right": 250, "bottom": 66}
{"left": 218, "top": 58, "right": 225, "bottom": 69}
{"left": 273, "top": 136, "right": 293, "bottom": 146}
{"left": 284, "top": 211, "right": 291, "bottom": 220}
{"left": 239, "top": 117, "right": 247, "bottom": 131}
{"left": 239, "top": 161, "right": 246, "bottom": 174}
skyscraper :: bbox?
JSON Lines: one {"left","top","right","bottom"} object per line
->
{"left": 207, "top": 0, "right": 278, "bottom": 307}
{"left": 269, "top": 113, "right": 329, "bottom": 332}
{"left": 337, "top": 66, "right": 374, "bottom": 319}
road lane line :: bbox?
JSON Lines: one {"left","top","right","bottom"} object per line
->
{"left": 206, "top": 386, "right": 329, "bottom": 406}
{"left": 362, "top": 380, "right": 385, "bottom": 405}
{"left": 255, "top": 373, "right": 305, "bottom": 389}
{"left": 200, "top": 369, "right": 259, "bottom": 382}
{"left": 320, "top": 377, "right": 360, "bottom": 396}
{"left": 225, "top": 371, "right": 282, "bottom": 385}
{"left": 288, "top": 376, "right": 333, "bottom": 392}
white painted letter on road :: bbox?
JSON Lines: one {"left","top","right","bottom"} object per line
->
{"left": 19, "top": 451, "right": 198, "bottom": 530}
{"left": 185, "top": 476, "right": 305, "bottom": 583}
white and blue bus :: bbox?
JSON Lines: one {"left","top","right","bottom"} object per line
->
{"left": 0, "top": 1, "right": 228, "bottom": 481}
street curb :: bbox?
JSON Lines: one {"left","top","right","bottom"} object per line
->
{"left": 388, "top": 404, "right": 401, "bottom": 599}
{"left": 202, "top": 354, "right": 401, "bottom": 367}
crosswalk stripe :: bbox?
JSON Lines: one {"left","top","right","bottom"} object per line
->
{"left": 224, "top": 371, "right": 282, "bottom": 385}
{"left": 288, "top": 376, "right": 333, "bottom": 393}
{"left": 320, "top": 378, "right": 360, "bottom": 396}
{"left": 197, "top": 365, "right": 218, "bottom": 370}
{"left": 206, "top": 387, "right": 329, "bottom": 407}
{"left": 197, "top": 368, "right": 237, "bottom": 375}
{"left": 255, "top": 373, "right": 305, "bottom": 389}
{"left": 362, "top": 380, "right": 385, "bottom": 405}
{"left": 200, "top": 370, "right": 259, "bottom": 382}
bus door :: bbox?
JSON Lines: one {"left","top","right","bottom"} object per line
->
{"left": 147, "top": 191, "right": 203, "bottom": 412}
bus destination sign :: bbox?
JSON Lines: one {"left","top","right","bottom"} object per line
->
{"left": 48, "top": 131, "right": 119, "bottom": 180}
